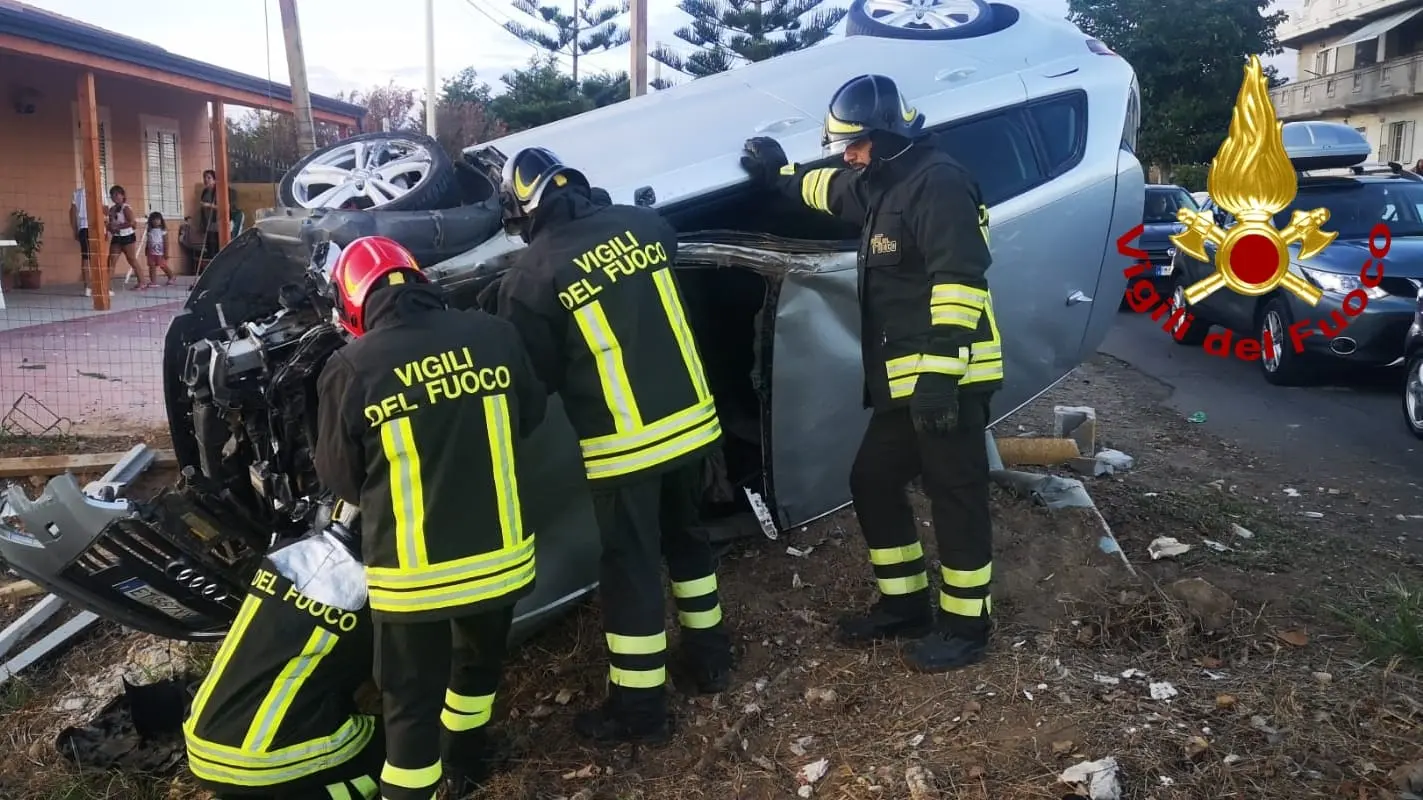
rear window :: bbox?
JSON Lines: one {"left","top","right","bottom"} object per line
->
{"left": 1144, "top": 187, "right": 1196, "bottom": 223}
{"left": 933, "top": 112, "right": 1043, "bottom": 206}
{"left": 1276, "top": 180, "right": 1423, "bottom": 238}
{"left": 1027, "top": 92, "right": 1088, "bottom": 176}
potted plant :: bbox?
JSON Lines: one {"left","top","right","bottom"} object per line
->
{"left": 8, "top": 209, "right": 44, "bottom": 290}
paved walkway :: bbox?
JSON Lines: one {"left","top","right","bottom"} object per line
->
{"left": 0, "top": 282, "right": 189, "bottom": 435}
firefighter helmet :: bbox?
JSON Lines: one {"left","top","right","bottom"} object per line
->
{"left": 822, "top": 74, "right": 925, "bottom": 156}
{"left": 329, "top": 235, "right": 427, "bottom": 337}
{"left": 499, "top": 146, "right": 590, "bottom": 231}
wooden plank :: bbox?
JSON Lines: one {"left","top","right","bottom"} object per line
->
{"left": 0, "top": 581, "right": 44, "bottom": 603}
{"left": 0, "top": 449, "right": 176, "bottom": 479}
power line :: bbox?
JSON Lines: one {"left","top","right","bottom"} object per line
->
{"left": 459, "top": 0, "right": 575, "bottom": 69}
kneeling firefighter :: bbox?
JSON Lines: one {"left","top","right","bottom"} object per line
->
{"left": 740, "top": 74, "right": 1002, "bottom": 672}
{"left": 184, "top": 504, "right": 382, "bottom": 800}
{"left": 492, "top": 147, "right": 733, "bottom": 744}
{"left": 314, "top": 236, "right": 548, "bottom": 799}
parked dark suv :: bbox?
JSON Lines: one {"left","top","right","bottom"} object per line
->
{"left": 1404, "top": 289, "right": 1423, "bottom": 438}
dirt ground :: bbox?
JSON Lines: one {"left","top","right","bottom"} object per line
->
{"left": 1, "top": 355, "right": 1421, "bottom": 800}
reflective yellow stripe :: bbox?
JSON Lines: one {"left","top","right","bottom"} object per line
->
{"left": 380, "top": 417, "right": 427, "bottom": 569}
{"left": 381, "top": 760, "right": 442, "bottom": 790}
{"left": 672, "top": 574, "right": 717, "bottom": 599}
{"left": 918, "top": 354, "right": 969, "bottom": 377}
{"left": 242, "top": 627, "right": 337, "bottom": 751}
{"left": 825, "top": 115, "right": 865, "bottom": 136}
{"left": 483, "top": 393, "right": 523, "bottom": 550}
{"left": 931, "top": 284, "right": 988, "bottom": 309}
{"left": 579, "top": 399, "right": 715, "bottom": 457}
{"left": 186, "top": 716, "right": 375, "bottom": 786}
{"left": 186, "top": 593, "right": 263, "bottom": 733}
{"left": 441, "top": 691, "right": 495, "bottom": 732}
{"left": 888, "top": 375, "right": 918, "bottom": 400}
{"left": 607, "top": 631, "right": 666, "bottom": 655}
{"left": 868, "top": 541, "right": 924, "bottom": 566}
{"left": 366, "top": 550, "right": 535, "bottom": 614}
{"left": 931, "top": 305, "right": 979, "bottom": 328}
{"left": 801, "top": 168, "right": 836, "bottom": 212}
{"left": 327, "top": 783, "right": 352, "bottom": 800}
{"left": 582, "top": 405, "right": 722, "bottom": 481}
{"left": 877, "top": 573, "right": 929, "bottom": 595}
{"left": 365, "top": 537, "right": 534, "bottom": 589}
{"left": 942, "top": 563, "right": 992, "bottom": 588}
{"left": 679, "top": 606, "right": 723, "bottom": 629}
{"left": 940, "top": 593, "right": 989, "bottom": 617}
{"left": 574, "top": 301, "right": 642, "bottom": 433}
{"left": 610, "top": 666, "right": 667, "bottom": 689}
{"left": 972, "top": 342, "right": 1002, "bottom": 359}
{"left": 353, "top": 775, "right": 377, "bottom": 799}
{"left": 961, "top": 359, "right": 1004, "bottom": 385}
{"left": 652, "top": 268, "right": 711, "bottom": 402}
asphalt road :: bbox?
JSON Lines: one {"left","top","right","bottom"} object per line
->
{"left": 1099, "top": 308, "right": 1419, "bottom": 478}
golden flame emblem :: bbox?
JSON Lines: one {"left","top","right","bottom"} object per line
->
{"left": 1171, "top": 56, "right": 1333, "bottom": 306}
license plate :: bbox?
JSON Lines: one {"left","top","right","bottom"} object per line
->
{"left": 1155, "top": 264, "right": 1174, "bottom": 277}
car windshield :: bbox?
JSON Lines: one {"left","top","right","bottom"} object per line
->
{"left": 1274, "top": 181, "right": 1423, "bottom": 238}
{"left": 1143, "top": 187, "right": 1196, "bottom": 223}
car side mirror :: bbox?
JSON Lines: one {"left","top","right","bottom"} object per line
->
{"left": 1212, "top": 208, "right": 1230, "bottom": 228}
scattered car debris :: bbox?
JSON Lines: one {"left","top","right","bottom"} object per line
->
{"left": 786, "top": 545, "right": 814, "bottom": 558}
{"left": 1148, "top": 537, "right": 1192, "bottom": 560}
{"left": 1059, "top": 756, "right": 1122, "bottom": 800}
{"left": 1149, "top": 682, "right": 1178, "bottom": 700}
{"left": 744, "top": 488, "right": 779, "bottom": 540}
{"left": 987, "top": 455, "right": 1136, "bottom": 576}
{"left": 1283, "top": 487, "right": 1301, "bottom": 497}
{"left": 796, "top": 758, "right": 830, "bottom": 797}
{"left": 1302, "top": 511, "right": 1324, "bottom": 519}
{"left": 1231, "top": 523, "right": 1255, "bottom": 539}
{"left": 1202, "top": 538, "right": 1232, "bottom": 552}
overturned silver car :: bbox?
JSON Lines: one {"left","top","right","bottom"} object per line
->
{"left": 0, "top": 0, "right": 1143, "bottom": 642}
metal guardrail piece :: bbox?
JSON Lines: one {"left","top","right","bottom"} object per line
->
{"left": 0, "top": 594, "right": 65, "bottom": 661}
{"left": 0, "top": 610, "right": 101, "bottom": 687}
{"left": 83, "top": 444, "right": 156, "bottom": 502}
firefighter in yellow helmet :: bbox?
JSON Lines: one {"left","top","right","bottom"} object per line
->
{"left": 741, "top": 73, "right": 1002, "bottom": 672}
{"left": 492, "top": 147, "right": 734, "bottom": 745}
{"left": 314, "top": 236, "right": 547, "bottom": 798}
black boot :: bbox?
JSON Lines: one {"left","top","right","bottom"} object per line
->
{"left": 835, "top": 599, "right": 932, "bottom": 645}
{"left": 572, "top": 693, "right": 673, "bottom": 746}
{"left": 902, "top": 628, "right": 989, "bottom": 673}
{"left": 441, "top": 728, "right": 513, "bottom": 797}
{"left": 677, "top": 630, "right": 734, "bottom": 695}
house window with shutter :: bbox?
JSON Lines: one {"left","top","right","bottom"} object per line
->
{"left": 1385, "top": 120, "right": 1415, "bottom": 164}
{"left": 71, "top": 104, "right": 112, "bottom": 194}
{"left": 140, "top": 117, "right": 183, "bottom": 219}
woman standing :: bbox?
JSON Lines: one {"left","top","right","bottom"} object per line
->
{"left": 106, "top": 186, "right": 146, "bottom": 290}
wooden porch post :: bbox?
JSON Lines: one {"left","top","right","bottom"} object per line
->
{"left": 78, "top": 71, "right": 109, "bottom": 311}
{"left": 211, "top": 101, "right": 232, "bottom": 249}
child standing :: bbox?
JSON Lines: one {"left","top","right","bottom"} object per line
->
{"left": 145, "top": 212, "right": 175, "bottom": 289}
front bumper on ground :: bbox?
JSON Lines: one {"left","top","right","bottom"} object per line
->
{"left": 1287, "top": 292, "right": 1414, "bottom": 367}
{"left": 0, "top": 446, "right": 258, "bottom": 641}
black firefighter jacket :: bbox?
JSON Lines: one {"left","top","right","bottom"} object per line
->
{"left": 496, "top": 189, "right": 721, "bottom": 486}
{"left": 184, "top": 554, "right": 375, "bottom": 794}
{"left": 315, "top": 283, "right": 547, "bottom": 622}
{"left": 771, "top": 142, "right": 1003, "bottom": 411}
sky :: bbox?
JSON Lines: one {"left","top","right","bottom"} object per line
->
{"left": 27, "top": 0, "right": 1300, "bottom": 102}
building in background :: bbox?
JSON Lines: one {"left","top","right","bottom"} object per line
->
{"left": 1271, "top": 0, "right": 1423, "bottom": 164}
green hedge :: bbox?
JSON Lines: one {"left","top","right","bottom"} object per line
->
{"left": 1167, "top": 164, "right": 1210, "bottom": 192}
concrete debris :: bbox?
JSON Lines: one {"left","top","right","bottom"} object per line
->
{"left": 1053, "top": 405, "right": 1097, "bottom": 455}
{"left": 1095, "top": 449, "right": 1134, "bottom": 471}
{"left": 1148, "top": 537, "right": 1191, "bottom": 560}
{"left": 994, "top": 437, "right": 1081, "bottom": 466}
{"left": 1059, "top": 756, "right": 1122, "bottom": 800}
{"left": 1166, "top": 577, "right": 1236, "bottom": 633}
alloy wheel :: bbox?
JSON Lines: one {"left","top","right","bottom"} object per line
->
{"left": 289, "top": 137, "right": 436, "bottom": 210}
{"left": 859, "top": 0, "right": 983, "bottom": 29}
{"left": 1407, "top": 358, "right": 1423, "bottom": 432}
{"left": 1262, "top": 310, "right": 1285, "bottom": 373}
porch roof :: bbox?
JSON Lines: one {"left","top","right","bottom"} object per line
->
{"left": 0, "top": 0, "right": 365, "bottom": 127}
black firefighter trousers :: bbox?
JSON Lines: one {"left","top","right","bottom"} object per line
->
{"left": 591, "top": 458, "right": 730, "bottom": 720}
{"left": 213, "top": 726, "right": 384, "bottom": 800}
{"left": 849, "top": 394, "right": 994, "bottom": 639}
{"left": 373, "top": 606, "right": 513, "bottom": 800}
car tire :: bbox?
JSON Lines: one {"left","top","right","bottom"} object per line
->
{"left": 1168, "top": 276, "right": 1210, "bottom": 346}
{"left": 844, "top": 0, "right": 995, "bottom": 39}
{"left": 1258, "top": 298, "right": 1309, "bottom": 386}
{"left": 1403, "top": 354, "right": 1423, "bottom": 439}
{"left": 278, "top": 131, "right": 459, "bottom": 212}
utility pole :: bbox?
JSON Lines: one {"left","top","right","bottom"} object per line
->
{"left": 425, "top": 0, "right": 438, "bottom": 137}
{"left": 277, "top": 0, "right": 318, "bottom": 156}
{"left": 630, "top": 0, "right": 648, "bottom": 97}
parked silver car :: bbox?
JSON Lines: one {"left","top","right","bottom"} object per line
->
{"left": 0, "top": 0, "right": 1144, "bottom": 642}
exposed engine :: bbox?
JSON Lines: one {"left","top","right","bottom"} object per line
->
{"left": 180, "top": 243, "right": 348, "bottom": 539}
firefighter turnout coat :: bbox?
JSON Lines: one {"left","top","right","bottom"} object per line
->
{"left": 315, "top": 284, "right": 547, "bottom": 622}
{"left": 184, "top": 556, "right": 376, "bottom": 795}
{"left": 497, "top": 190, "right": 721, "bottom": 485}
{"left": 773, "top": 142, "right": 1003, "bottom": 409}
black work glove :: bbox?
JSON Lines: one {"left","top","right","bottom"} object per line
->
{"left": 740, "top": 137, "right": 789, "bottom": 185}
{"left": 910, "top": 372, "right": 961, "bottom": 436}
{"left": 476, "top": 273, "right": 505, "bottom": 314}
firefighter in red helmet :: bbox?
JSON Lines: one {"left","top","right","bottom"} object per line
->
{"left": 313, "top": 236, "right": 548, "bottom": 799}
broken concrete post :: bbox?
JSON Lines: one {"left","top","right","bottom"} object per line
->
{"left": 1053, "top": 406, "right": 1097, "bottom": 456}
{"left": 994, "top": 437, "right": 1081, "bottom": 467}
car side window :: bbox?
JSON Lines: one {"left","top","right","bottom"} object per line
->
{"left": 1204, "top": 200, "right": 1235, "bottom": 228}
{"left": 1026, "top": 92, "right": 1088, "bottom": 176}
{"left": 931, "top": 111, "right": 1044, "bottom": 207}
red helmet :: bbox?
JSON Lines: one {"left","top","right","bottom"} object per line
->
{"left": 330, "top": 236, "right": 426, "bottom": 337}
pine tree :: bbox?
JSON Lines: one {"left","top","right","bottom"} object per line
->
{"left": 504, "top": 0, "right": 632, "bottom": 82}
{"left": 652, "top": 0, "right": 846, "bottom": 79}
